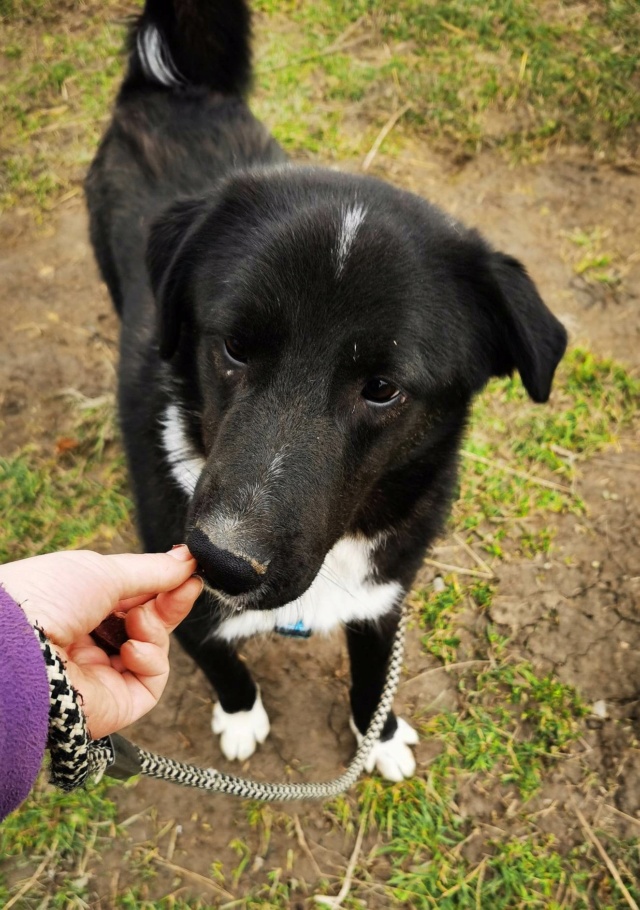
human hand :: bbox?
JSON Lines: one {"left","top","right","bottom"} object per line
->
{"left": 0, "top": 547, "right": 203, "bottom": 739}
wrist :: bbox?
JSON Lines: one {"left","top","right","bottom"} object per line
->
{"left": 31, "top": 624, "right": 94, "bottom": 791}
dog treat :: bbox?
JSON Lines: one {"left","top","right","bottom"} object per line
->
{"left": 90, "top": 612, "right": 129, "bottom": 656}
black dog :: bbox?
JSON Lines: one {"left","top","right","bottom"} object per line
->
{"left": 86, "top": 0, "right": 566, "bottom": 780}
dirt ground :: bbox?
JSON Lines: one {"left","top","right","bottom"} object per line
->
{"left": 1, "top": 147, "right": 639, "bottom": 904}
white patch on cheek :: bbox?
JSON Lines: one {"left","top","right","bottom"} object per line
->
{"left": 160, "top": 403, "right": 205, "bottom": 496}
{"left": 335, "top": 203, "right": 367, "bottom": 278}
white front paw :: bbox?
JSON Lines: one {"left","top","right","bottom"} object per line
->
{"left": 350, "top": 716, "right": 418, "bottom": 782}
{"left": 212, "top": 688, "right": 270, "bottom": 761}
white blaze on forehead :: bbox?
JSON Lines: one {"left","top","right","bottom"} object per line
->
{"left": 136, "top": 23, "right": 184, "bottom": 88}
{"left": 160, "top": 403, "right": 205, "bottom": 496}
{"left": 335, "top": 203, "right": 367, "bottom": 278}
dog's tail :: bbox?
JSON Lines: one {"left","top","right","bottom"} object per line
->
{"left": 127, "top": 0, "right": 252, "bottom": 96}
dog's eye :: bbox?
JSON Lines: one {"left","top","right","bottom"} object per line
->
{"left": 361, "top": 378, "right": 402, "bottom": 406}
{"left": 224, "top": 337, "right": 248, "bottom": 365}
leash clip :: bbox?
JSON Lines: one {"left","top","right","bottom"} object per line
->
{"left": 105, "top": 733, "right": 143, "bottom": 779}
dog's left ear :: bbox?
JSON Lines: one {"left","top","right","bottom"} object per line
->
{"left": 476, "top": 251, "right": 567, "bottom": 403}
{"left": 147, "top": 197, "right": 210, "bottom": 359}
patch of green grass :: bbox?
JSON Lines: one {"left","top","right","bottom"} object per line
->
{"left": 378, "top": 0, "right": 640, "bottom": 155}
{"left": 453, "top": 347, "right": 639, "bottom": 543}
{"left": 0, "top": 771, "right": 120, "bottom": 907}
{"left": 0, "top": 439, "right": 130, "bottom": 562}
{"left": 333, "top": 572, "right": 637, "bottom": 908}
{"left": 333, "top": 576, "right": 633, "bottom": 909}
{"left": 0, "top": 0, "right": 52, "bottom": 19}
{"left": 3, "top": 0, "right": 638, "bottom": 213}
{"left": 0, "top": 2, "right": 125, "bottom": 214}
{"left": 567, "top": 227, "right": 622, "bottom": 287}
{"left": 444, "top": 665, "right": 587, "bottom": 797}
{"left": 513, "top": 348, "right": 638, "bottom": 455}
{"left": 355, "top": 735, "right": 639, "bottom": 909}
{"left": 418, "top": 579, "right": 492, "bottom": 663}
{"left": 418, "top": 581, "right": 586, "bottom": 795}
{"left": 253, "top": 0, "right": 639, "bottom": 159}
{"left": 0, "top": 773, "right": 117, "bottom": 859}
{"left": 357, "top": 775, "right": 596, "bottom": 909}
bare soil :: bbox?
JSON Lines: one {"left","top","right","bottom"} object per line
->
{"left": 1, "top": 148, "right": 638, "bottom": 904}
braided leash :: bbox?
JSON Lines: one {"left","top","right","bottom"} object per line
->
{"left": 35, "top": 606, "right": 407, "bottom": 800}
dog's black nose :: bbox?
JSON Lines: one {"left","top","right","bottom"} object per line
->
{"left": 187, "top": 528, "right": 265, "bottom": 596}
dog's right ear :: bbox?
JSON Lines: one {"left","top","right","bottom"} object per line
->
{"left": 147, "top": 197, "right": 209, "bottom": 359}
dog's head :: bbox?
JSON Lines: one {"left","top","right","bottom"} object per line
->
{"left": 148, "top": 169, "right": 566, "bottom": 611}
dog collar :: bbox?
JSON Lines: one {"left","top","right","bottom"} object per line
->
{"left": 275, "top": 619, "right": 312, "bottom": 638}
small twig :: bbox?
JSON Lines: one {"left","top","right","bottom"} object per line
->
{"left": 109, "top": 871, "right": 120, "bottom": 909}
{"left": 31, "top": 114, "right": 110, "bottom": 135}
{"left": 314, "top": 815, "right": 366, "bottom": 908}
{"left": 553, "top": 871, "right": 567, "bottom": 907}
{"left": 49, "top": 187, "right": 81, "bottom": 209}
{"left": 453, "top": 532, "right": 494, "bottom": 576}
{"left": 362, "top": 102, "right": 412, "bottom": 171}
{"left": 461, "top": 449, "right": 571, "bottom": 492}
{"left": 423, "top": 557, "right": 494, "bottom": 580}
{"left": 574, "top": 804, "right": 639, "bottom": 910}
{"left": 476, "top": 857, "right": 486, "bottom": 910}
{"left": 438, "top": 17, "right": 468, "bottom": 37}
{"left": 118, "top": 806, "right": 152, "bottom": 828}
{"left": 5, "top": 837, "right": 59, "bottom": 910}
{"left": 594, "top": 458, "right": 640, "bottom": 471}
{"left": 548, "top": 443, "right": 577, "bottom": 460}
{"left": 603, "top": 803, "right": 640, "bottom": 831}
{"left": 166, "top": 824, "right": 181, "bottom": 862}
{"left": 261, "top": 33, "right": 372, "bottom": 73}
{"left": 439, "top": 858, "right": 487, "bottom": 899}
{"left": 401, "top": 659, "right": 491, "bottom": 688}
{"left": 154, "top": 819, "right": 175, "bottom": 844}
{"left": 294, "top": 814, "right": 323, "bottom": 879}
{"left": 152, "top": 855, "right": 235, "bottom": 901}
{"left": 76, "top": 827, "right": 98, "bottom": 876}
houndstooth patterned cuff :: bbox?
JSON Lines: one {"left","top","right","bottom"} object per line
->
{"left": 32, "top": 624, "right": 93, "bottom": 791}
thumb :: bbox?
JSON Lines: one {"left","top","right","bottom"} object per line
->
{"left": 102, "top": 546, "right": 197, "bottom": 603}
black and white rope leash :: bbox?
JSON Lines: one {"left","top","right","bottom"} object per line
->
{"left": 34, "top": 606, "right": 408, "bottom": 800}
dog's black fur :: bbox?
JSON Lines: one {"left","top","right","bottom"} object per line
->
{"left": 86, "top": 0, "right": 567, "bottom": 772}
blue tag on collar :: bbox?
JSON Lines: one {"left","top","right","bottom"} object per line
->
{"left": 275, "top": 619, "right": 312, "bottom": 638}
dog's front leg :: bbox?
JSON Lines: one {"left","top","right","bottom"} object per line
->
{"left": 174, "top": 599, "right": 270, "bottom": 761}
{"left": 346, "top": 610, "right": 418, "bottom": 782}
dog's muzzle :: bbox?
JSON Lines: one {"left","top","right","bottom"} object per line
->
{"left": 187, "top": 528, "right": 266, "bottom": 596}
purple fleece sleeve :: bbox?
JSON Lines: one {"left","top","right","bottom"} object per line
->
{"left": 0, "top": 585, "right": 50, "bottom": 821}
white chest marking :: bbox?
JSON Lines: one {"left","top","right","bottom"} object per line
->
{"left": 215, "top": 536, "right": 402, "bottom": 641}
{"left": 160, "top": 403, "right": 205, "bottom": 496}
{"left": 335, "top": 203, "right": 367, "bottom": 278}
{"left": 137, "top": 23, "right": 184, "bottom": 88}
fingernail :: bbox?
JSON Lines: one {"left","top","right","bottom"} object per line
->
{"left": 167, "top": 544, "right": 192, "bottom": 561}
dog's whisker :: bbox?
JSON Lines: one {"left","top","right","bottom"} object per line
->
{"left": 318, "top": 567, "right": 353, "bottom": 597}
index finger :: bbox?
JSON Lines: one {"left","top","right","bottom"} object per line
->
{"left": 104, "top": 547, "right": 197, "bottom": 603}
